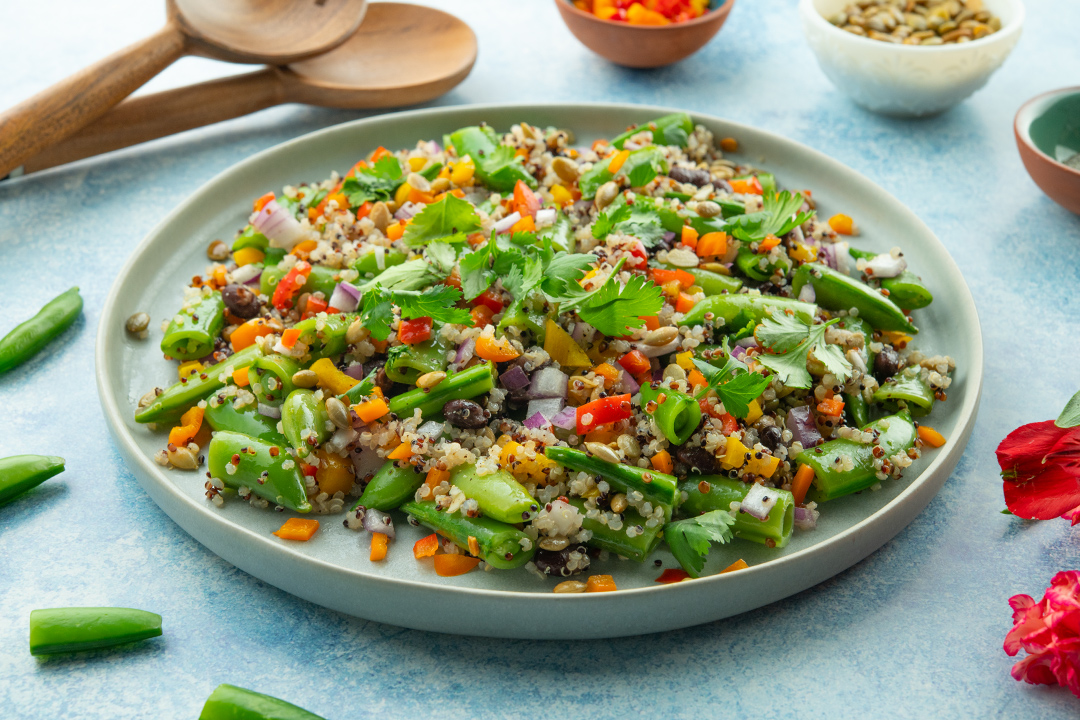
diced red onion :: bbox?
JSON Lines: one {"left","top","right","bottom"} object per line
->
{"left": 550, "top": 405, "right": 578, "bottom": 430}
{"left": 455, "top": 338, "right": 476, "bottom": 366}
{"left": 494, "top": 211, "right": 521, "bottom": 234}
{"left": 324, "top": 425, "right": 357, "bottom": 454}
{"left": 499, "top": 365, "right": 531, "bottom": 391}
{"left": 786, "top": 405, "right": 823, "bottom": 448}
{"left": 423, "top": 140, "right": 441, "bottom": 154}
{"left": 528, "top": 367, "right": 568, "bottom": 399}
{"left": 350, "top": 445, "right": 382, "bottom": 478}
{"left": 344, "top": 363, "right": 365, "bottom": 380}
{"left": 731, "top": 345, "right": 748, "bottom": 362}
{"left": 527, "top": 397, "right": 564, "bottom": 423}
{"left": 524, "top": 411, "right": 549, "bottom": 430}
{"left": 637, "top": 338, "right": 680, "bottom": 358}
{"left": 788, "top": 225, "right": 805, "bottom": 245}
{"left": 619, "top": 370, "right": 640, "bottom": 395}
{"left": 243, "top": 271, "right": 262, "bottom": 287}
{"left": 231, "top": 264, "right": 261, "bottom": 285}
{"left": 735, "top": 336, "right": 759, "bottom": 349}
{"left": 362, "top": 508, "right": 395, "bottom": 539}
{"left": 571, "top": 321, "right": 588, "bottom": 345}
{"left": 257, "top": 403, "right": 281, "bottom": 419}
{"left": 329, "top": 282, "right": 361, "bottom": 312}
{"left": 535, "top": 208, "right": 557, "bottom": 227}
{"left": 394, "top": 201, "right": 423, "bottom": 221}
{"left": 741, "top": 483, "right": 777, "bottom": 521}
{"left": 251, "top": 199, "right": 307, "bottom": 250}
{"left": 662, "top": 231, "right": 676, "bottom": 243}
{"left": 863, "top": 253, "right": 907, "bottom": 278}
{"left": 798, "top": 283, "right": 816, "bottom": 303}
{"left": 794, "top": 506, "right": 818, "bottom": 530}
{"left": 651, "top": 358, "right": 663, "bottom": 382}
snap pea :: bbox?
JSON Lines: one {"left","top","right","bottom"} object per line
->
{"left": 0, "top": 287, "right": 82, "bottom": 374}
{"left": 844, "top": 392, "right": 870, "bottom": 427}
{"left": 160, "top": 292, "right": 225, "bottom": 360}
{"left": 544, "top": 446, "right": 677, "bottom": 519}
{"left": 29, "top": 607, "right": 161, "bottom": 656}
{"left": 204, "top": 400, "right": 286, "bottom": 445}
{"left": 686, "top": 201, "right": 744, "bottom": 223}
{"left": 679, "top": 293, "right": 817, "bottom": 329}
{"left": 791, "top": 264, "right": 917, "bottom": 334}
{"left": 448, "top": 125, "right": 536, "bottom": 192}
{"left": 200, "top": 684, "right": 325, "bottom": 720}
{"left": 352, "top": 248, "right": 407, "bottom": 277}
{"left": 135, "top": 345, "right": 261, "bottom": 424}
{"left": 449, "top": 463, "right": 538, "bottom": 524}
{"left": 401, "top": 500, "right": 535, "bottom": 569}
{"left": 639, "top": 381, "right": 702, "bottom": 446}
{"left": 735, "top": 247, "right": 791, "bottom": 282}
{"left": 231, "top": 225, "right": 268, "bottom": 252}
{"left": 872, "top": 366, "right": 935, "bottom": 412}
{"left": 292, "top": 312, "right": 354, "bottom": 360}
{"left": 388, "top": 361, "right": 496, "bottom": 418}
{"left": 207, "top": 431, "right": 311, "bottom": 512}
{"left": 568, "top": 499, "right": 663, "bottom": 562}
{"left": 260, "top": 264, "right": 339, "bottom": 300}
{"left": 611, "top": 112, "right": 694, "bottom": 149}
{"left": 678, "top": 477, "right": 794, "bottom": 548}
{"left": 655, "top": 262, "right": 743, "bottom": 296}
{"left": 353, "top": 460, "right": 424, "bottom": 511}
{"left": 848, "top": 248, "right": 933, "bottom": 309}
{"left": 0, "top": 455, "right": 64, "bottom": 506}
{"left": 794, "top": 412, "right": 916, "bottom": 502}
{"left": 384, "top": 337, "right": 449, "bottom": 385}
{"left": 496, "top": 303, "right": 549, "bottom": 344}
{"left": 281, "top": 389, "right": 329, "bottom": 458}
{"left": 249, "top": 355, "right": 301, "bottom": 407}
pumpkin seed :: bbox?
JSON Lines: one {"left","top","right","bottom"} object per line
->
{"left": 553, "top": 580, "right": 587, "bottom": 593}
{"left": 552, "top": 156, "right": 580, "bottom": 183}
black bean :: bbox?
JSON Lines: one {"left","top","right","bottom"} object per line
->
{"left": 874, "top": 346, "right": 901, "bottom": 381}
{"left": 668, "top": 166, "right": 711, "bottom": 187}
{"left": 675, "top": 445, "right": 719, "bottom": 474}
{"left": 221, "top": 284, "right": 260, "bottom": 319}
{"left": 760, "top": 425, "right": 783, "bottom": 452}
{"left": 373, "top": 366, "right": 395, "bottom": 396}
{"left": 533, "top": 545, "right": 589, "bottom": 577}
{"left": 443, "top": 399, "right": 489, "bottom": 429}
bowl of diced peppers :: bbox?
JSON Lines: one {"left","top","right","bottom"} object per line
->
{"left": 555, "top": 0, "right": 735, "bottom": 68}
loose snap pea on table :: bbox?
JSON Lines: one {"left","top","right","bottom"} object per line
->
{"left": 0, "top": 287, "right": 82, "bottom": 375}
{"left": 679, "top": 477, "right": 795, "bottom": 548}
{"left": 29, "top": 607, "right": 161, "bottom": 656}
{"left": 200, "top": 684, "right": 325, "bottom": 720}
{"left": 545, "top": 446, "right": 678, "bottom": 520}
{"left": 207, "top": 431, "right": 311, "bottom": 513}
{"left": 0, "top": 455, "right": 65, "bottom": 506}
{"left": 791, "top": 263, "right": 917, "bottom": 334}
{"left": 353, "top": 460, "right": 424, "bottom": 511}
{"left": 401, "top": 500, "right": 535, "bottom": 570}
{"left": 160, "top": 291, "right": 225, "bottom": 360}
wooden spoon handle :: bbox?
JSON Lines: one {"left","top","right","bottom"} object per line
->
{"left": 0, "top": 22, "right": 187, "bottom": 178}
{"left": 20, "top": 70, "right": 286, "bottom": 175}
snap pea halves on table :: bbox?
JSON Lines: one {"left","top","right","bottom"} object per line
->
{"left": 0, "top": 455, "right": 65, "bottom": 506}
{"left": 0, "top": 287, "right": 82, "bottom": 374}
{"left": 29, "top": 607, "right": 161, "bottom": 655}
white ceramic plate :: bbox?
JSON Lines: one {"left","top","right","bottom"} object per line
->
{"left": 97, "top": 103, "right": 983, "bottom": 639}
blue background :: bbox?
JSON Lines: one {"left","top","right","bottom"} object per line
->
{"left": 2, "top": 0, "right": 1079, "bottom": 717}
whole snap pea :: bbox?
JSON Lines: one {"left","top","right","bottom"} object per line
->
{"left": 794, "top": 412, "right": 916, "bottom": 502}
{"left": 656, "top": 262, "right": 743, "bottom": 296}
{"left": 735, "top": 247, "right": 791, "bottom": 282}
{"left": 678, "top": 476, "right": 794, "bottom": 548}
{"left": 160, "top": 292, "right": 225, "bottom": 360}
{"left": 545, "top": 446, "right": 677, "bottom": 519}
{"left": 204, "top": 400, "right": 286, "bottom": 445}
{"left": 353, "top": 460, "right": 424, "bottom": 511}
{"left": 448, "top": 463, "right": 538, "bottom": 524}
{"left": 29, "top": 607, "right": 161, "bottom": 655}
{"left": 207, "top": 431, "right": 311, "bottom": 512}
{"left": 401, "top": 500, "right": 535, "bottom": 569}
{"left": 291, "top": 312, "right": 354, "bottom": 361}
{"left": 568, "top": 498, "right": 663, "bottom": 562}
{"left": 199, "top": 684, "right": 325, "bottom": 720}
{"left": 679, "top": 293, "right": 817, "bottom": 329}
{"left": 0, "top": 455, "right": 65, "bottom": 506}
{"left": 135, "top": 345, "right": 260, "bottom": 424}
{"left": 848, "top": 248, "right": 933, "bottom": 309}
{"left": 791, "top": 264, "right": 917, "bottom": 334}
{"left": 0, "top": 287, "right": 82, "bottom": 374}
{"left": 281, "top": 389, "right": 330, "bottom": 458}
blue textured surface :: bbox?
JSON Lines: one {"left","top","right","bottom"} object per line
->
{"left": 2, "top": 0, "right": 1080, "bottom": 717}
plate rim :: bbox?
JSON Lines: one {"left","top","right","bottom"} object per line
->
{"left": 95, "top": 101, "right": 984, "bottom": 609}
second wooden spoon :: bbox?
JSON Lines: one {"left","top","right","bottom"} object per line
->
{"left": 20, "top": 3, "right": 477, "bottom": 176}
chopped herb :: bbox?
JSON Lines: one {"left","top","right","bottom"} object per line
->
{"left": 341, "top": 156, "right": 404, "bottom": 206}
{"left": 664, "top": 510, "right": 736, "bottom": 578}
{"left": 691, "top": 341, "right": 770, "bottom": 419}
{"left": 754, "top": 311, "right": 851, "bottom": 390}
{"left": 727, "top": 190, "right": 814, "bottom": 244}
{"left": 402, "top": 194, "right": 482, "bottom": 246}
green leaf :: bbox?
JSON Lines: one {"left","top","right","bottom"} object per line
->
{"left": 573, "top": 266, "right": 664, "bottom": 337}
{"left": 626, "top": 159, "right": 659, "bottom": 188}
{"left": 459, "top": 242, "right": 495, "bottom": 301}
{"left": 342, "top": 156, "right": 404, "bottom": 205}
{"left": 1056, "top": 389, "right": 1080, "bottom": 428}
{"left": 424, "top": 242, "right": 458, "bottom": 276}
{"left": 403, "top": 194, "right": 482, "bottom": 246}
{"left": 355, "top": 258, "right": 439, "bottom": 294}
{"left": 592, "top": 204, "right": 632, "bottom": 240}
{"left": 691, "top": 342, "right": 768, "bottom": 419}
{"left": 664, "top": 511, "right": 736, "bottom": 577}
{"left": 729, "top": 190, "right": 814, "bottom": 245}
{"left": 394, "top": 285, "right": 473, "bottom": 325}
{"left": 358, "top": 287, "right": 395, "bottom": 341}
{"left": 753, "top": 311, "right": 808, "bottom": 353}
{"left": 754, "top": 312, "right": 851, "bottom": 390}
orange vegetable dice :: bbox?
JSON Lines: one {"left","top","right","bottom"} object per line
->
{"left": 696, "top": 231, "right": 728, "bottom": 258}
{"left": 829, "top": 213, "right": 856, "bottom": 235}
{"left": 719, "top": 137, "right": 738, "bottom": 152}
{"left": 792, "top": 463, "right": 816, "bottom": 505}
{"left": 433, "top": 554, "right": 481, "bottom": 576}
{"left": 651, "top": 449, "right": 673, "bottom": 474}
{"left": 315, "top": 449, "right": 354, "bottom": 495}
{"left": 232, "top": 367, "right": 250, "bottom": 387}
{"left": 386, "top": 222, "right": 405, "bottom": 241}
{"left": 817, "top": 397, "right": 845, "bottom": 417}
{"left": 475, "top": 334, "right": 520, "bottom": 362}
{"left": 758, "top": 234, "right": 781, "bottom": 253}
{"left": 918, "top": 426, "right": 946, "bottom": 448}
{"left": 720, "top": 559, "right": 749, "bottom": 574}
{"left": 273, "top": 518, "right": 320, "bottom": 542}
{"left": 655, "top": 568, "right": 691, "bottom": 584}
{"left": 370, "top": 532, "right": 388, "bottom": 561}
{"left": 413, "top": 533, "right": 439, "bottom": 559}
{"left": 681, "top": 225, "right": 699, "bottom": 250}
{"left": 169, "top": 406, "right": 204, "bottom": 447}
{"left": 730, "top": 177, "right": 763, "bottom": 195}
{"left": 231, "top": 317, "right": 277, "bottom": 352}
{"left": 608, "top": 149, "right": 630, "bottom": 174}
{"left": 675, "top": 292, "right": 697, "bottom": 313}
{"left": 425, "top": 467, "right": 450, "bottom": 490}
{"left": 355, "top": 397, "right": 390, "bottom": 423}
{"left": 586, "top": 575, "right": 617, "bottom": 592}
{"left": 253, "top": 192, "right": 275, "bottom": 212}
{"left": 510, "top": 215, "right": 536, "bottom": 234}
{"left": 280, "top": 328, "right": 301, "bottom": 349}
{"left": 387, "top": 442, "right": 413, "bottom": 460}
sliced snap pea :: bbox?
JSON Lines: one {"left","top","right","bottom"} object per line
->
{"left": 384, "top": 337, "right": 448, "bottom": 385}
{"left": 448, "top": 463, "right": 538, "bottom": 524}
{"left": 401, "top": 500, "right": 535, "bottom": 569}
{"left": 136, "top": 345, "right": 261, "bottom": 424}
{"left": 872, "top": 366, "right": 935, "bottom": 414}
{"left": 0, "top": 287, "right": 83, "bottom": 375}
{"left": 679, "top": 477, "right": 794, "bottom": 548}
{"left": 847, "top": 248, "right": 933, "bottom": 309}
{"left": 388, "top": 361, "right": 496, "bottom": 419}
{"left": 544, "top": 446, "right": 677, "bottom": 519}
{"left": 281, "top": 389, "right": 329, "bottom": 458}
{"left": 679, "top": 293, "right": 816, "bottom": 329}
{"left": 353, "top": 460, "right": 424, "bottom": 511}
{"left": 29, "top": 607, "right": 161, "bottom": 656}
{"left": 207, "top": 431, "right": 311, "bottom": 513}
{"left": 568, "top": 499, "right": 662, "bottom": 562}
{"left": 249, "top": 355, "right": 301, "bottom": 407}
{"left": 204, "top": 400, "right": 286, "bottom": 445}
{"left": 199, "top": 684, "right": 325, "bottom": 720}
{"left": 160, "top": 292, "right": 225, "bottom": 361}
{"left": 639, "top": 381, "right": 702, "bottom": 447}
{"left": 611, "top": 112, "right": 694, "bottom": 149}
{"left": 0, "top": 455, "right": 64, "bottom": 506}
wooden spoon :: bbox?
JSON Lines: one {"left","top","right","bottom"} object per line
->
{"left": 0, "top": 0, "right": 368, "bottom": 178}
{"left": 17, "top": 4, "right": 477, "bottom": 176}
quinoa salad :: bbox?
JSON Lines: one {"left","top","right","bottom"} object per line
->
{"left": 134, "top": 113, "right": 955, "bottom": 589}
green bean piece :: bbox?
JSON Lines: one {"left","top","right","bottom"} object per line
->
{"left": 735, "top": 247, "right": 792, "bottom": 282}
{"left": 353, "top": 460, "right": 424, "bottom": 511}
{"left": 449, "top": 463, "right": 538, "bottom": 524}
{"left": 847, "top": 248, "right": 934, "bottom": 309}
{"left": 136, "top": 345, "right": 261, "bottom": 424}
{"left": 260, "top": 264, "right": 339, "bottom": 300}
{"left": 249, "top": 355, "right": 301, "bottom": 407}
{"left": 544, "top": 446, "right": 677, "bottom": 519}
{"left": 388, "top": 361, "right": 496, "bottom": 418}
{"left": 794, "top": 412, "right": 916, "bottom": 502}
{"left": 29, "top": 607, "right": 161, "bottom": 656}
{"left": 678, "top": 477, "right": 794, "bottom": 548}
{"left": 200, "top": 684, "right": 325, "bottom": 720}
{"left": 873, "top": 367, "right": 935, "bottom": 411}
{"left": 0, "top": 455, "right": 64, "bottom": 506}
{"left": 160, "top": 292, "right": 225, "bottom": 360}
{"left": 656, "top": 262, "right": 743, "bottom": 296}
{"left": 844, "top": 392, "right": 870, "bottom": 428}
{"left": 678, "top": 293, "right": 817, "bottom": 329}
{"left": 791, "top": 264, "right": 917, "bottom": 334}
{"left": 231, "top": 225, "right": 268, "bottom": 252}
{"left": 0, "top": 287, "right": 82, "bottom": 375}
{"left": 208, "top": 431, "right": 311, "bottom": 512}
{"left": 352, "top": 248, "right": 408, "bottom": 277}
{"left": 448, "top": 125, "right": 536, "bottom": 192}
{"left": 204, "top": 400, "right": 286, "bottom": 445}
{"left": 401, "top": 500, "right": 535, "bottom": 569}
{"left": 568, "top": 499, "right": 663, "bottom": 562}
{"left": 638, "top": 381, "right": 702, "bottom": 446}
{"left": 384, "top": 337, "right": 449, "bottom": 385}
{"left": 611, "top": 112, "right": 694, "bottom": 149}
{"left": 281, "top": 389, "right": 330, "bottom": 458}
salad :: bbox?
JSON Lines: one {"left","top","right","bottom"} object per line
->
{"left": 135, "top": 113, "right": 954, "bottom": 588}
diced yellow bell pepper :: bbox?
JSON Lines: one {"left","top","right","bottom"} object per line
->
{"left": 745, "top": 455, "right": 780, "bottom": 478}
{"left": 408, "top": 157, "right": 427, "bottom": 172}
{"left": 500, "top": 441, "right": 558, "bottom": 485}
{"left": 233, "top": 247, "right": 265, "bottom": 267}
{"left": 310, "top": 357, "right": 359, "bottom": 396}
{"left": 744, "top": 399, "right": 763, "bottom": 424}
{"left": 721, "top": 437, "right": 749, "bottom": 469}
{"left": 788, "top": 243, "right": 818, "bottom": 263}
{"left": 394, "top": 182, "right": 412, "bottom": 206}
{"left": 675, "top": 352, "right": 695, "bottom": 371}
{"left": 178, "top": 360, "right": 204, "bottom": 381}
{"left": 544, "top": 319, "right": 592, "bottom": 368}
{"left": 551, "top": 184, "right": 573, "bottom": 207}
{"left": 881, "top": 330, "right": 913, "bottom": 347}
{"left": 450, "top": 157, "right": 475, "bottom": 186}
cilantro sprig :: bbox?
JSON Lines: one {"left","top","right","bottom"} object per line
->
{"left": 690, "top": 340, "right": 771, "bottom": 419}
{"left": 342, "top": 156, "right": 404, "bottom": 206}
{"left": 542, "top": 257, "right": 664, "bottom": 337}
{"left": 754, "top": 310, "right": 852, "bottom": 389}
{"left": 664, "top": 510, "right": 736, "bottom": 578}
{"left": 358, "top": 284, "right": 472, "bottom": 341}
{"left": 402, "top": 194, "right": 481, "bottom": 246}
{"left": 728, "top": 190, "right": 814, "bottom": 245}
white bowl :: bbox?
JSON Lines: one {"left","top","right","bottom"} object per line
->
{"left": 800, "top": 0, "right": 1024, "bottom": 117}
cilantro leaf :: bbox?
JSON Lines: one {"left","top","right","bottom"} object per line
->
{"left": 357, "top": 286, "right": 395, "bottom": 341}
{"left": 394, "top": 285, "right": 472, "bottom": 325}
{"left": 355, "top": 258, "right": 439, "bottom": 294}
{"left": 664, "top": 511, "right": 736, "bottom": 578}
{"left": 729, "top": 190, "right": 814, "bottom": 245}
{"left": 575, "top": 272, "right": 663, "bottom": 337}
{"left": 403, "top": 194, "right": 481, "bottom": 246}
{"left": 691, "top": 343, "right": 770, "bottom": 419}
{"left": 424, "top": 242, "right": 458, "bottom": 276}
{"left": 755, "top": 312, "right": 852, "bottom": 389}
{"left": 342, "top": 156, "right": 404, "bottom": 205}
{"left": 592, "top": 204, "right": 632, "bottom": 240}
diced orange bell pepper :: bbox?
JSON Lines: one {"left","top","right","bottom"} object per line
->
{"left": 608, "top": 149, "right": 631, "bottom": 174}
{"left": 758, "top": 235, "right": 782, "bottom": 253}
{"left": 650, "top": 267, "right": 695, "bottom": 290}
{"left": 918, "top": 426, "right": 946, "bottom": 448}
{"left": 592, "top": 363, "right": 621, "bottom": 388}
{"left": 640, "top": 315, "right": 661, "bottom": 331}
{"left": 655, "top": 568, "right": 691, "bottom": 584}
{"left": 425, "top": 467, "right": 450, "bottom": 491}
{"left": 792, "top": 463, "right": 816, "bottom": 505}
{"left": 475, "top": 334, "right": 520, "bottom": 362}
{"left": 387, "top": 442, "right": 413, "bottom": 461}
{"left": 386, "top": 222, "right": 405, "bottom": 241}
{"left": 253, "top": 192, "right": 275, "bottom": 213}
{"left": 280, "top": 328, "right": 301, "bottom": 349}
{"left": 433, "top": 554, "right": 481, "bottom": 576}
{"left": 355, "top": 397, "right": 390, "bottom": 424}
{"left": 511, "top": 179, "right": 542, "bottom": 219}
{"left": 169, "top": 406, "right": 204, "bottom": 447}
{"left": 675, "top": 292, "right": 697, "bottom": 313}
{"left": 369, "top": 146, "right": 392, "bottom": 162}
{"left": 273, "top": 517, "right": 320, "bottom": 541}
{"left": 680, "top": 225, "right": 699, "bottom": 250}
{"left": 651, "top": 449, "right": 673, "bottom": 474}
{"left": 232, "top": 367, "right": 250, "bottom": 387}
{"left": 413, "top": 533, "right": 439, "bottom": 559}
{"left": 626, "top": 3, "right": 670, "bottom": 25}
{"left": 510, "top": 215, "right": 536, "bottom": 234}
{"left": 817, "top": 397, "right": 845, "bottom": 417}
{"left": 730, "top": 177, "right": 763, "bottom": 195}
{"left": 687, "top": 368, "right": 707, "bottom": 389}
{"left": 370, "top": 532, "right": 388, "bottom": 561}
{"left": 315, "top": 449, "right": 354, "bottom": 495}
{"left": 720, "top": 559, "right": 749, "bottom": 574}
{"left": 829, "top": 213, "right": 855, "bottom": 235}
{"left": 696, "top": 232, "right": 728, "bottom": 258}
{"left": 586, "top": 574, "right": 617, "bottom": 592}
{"left": 618, "top": 349, "right": 651, "bottom": 376}
{"left": 231, "top": 318, "right": 277, "bottom": 352}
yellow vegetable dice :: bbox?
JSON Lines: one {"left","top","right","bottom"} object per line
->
{"left": 544, "top": 319, "right": 591, "bottom": 368}
{"left": 450, "top": 157, "right": 475, "bottom": 186}
{"left": 178, "top": 360, "right": 204, "bottom": 380}
{"left": 675, "top": 352, "right": 695, "bottom": 371}
{"left": 394, "top": 182, "right": 412, "bottom": 206}
{"left": 745, "top": 455, "right": 780, "bottom": 478}
{"left": 233, "top": 247, "right": 265, "bottom": 267}
{"left": 721, "top": 437, "right": 749, "bottom": 469}
{"left": 408, "top": 157, "right": 427, "bottom": 172}
{"left": 310, "top": 358, "right": 359, "bottom": 395}
{"left": 744, "top": 399, "right": 763, "bottom": 424}
{"left": 551, "top": 184, "right": 573, "bottom": 206}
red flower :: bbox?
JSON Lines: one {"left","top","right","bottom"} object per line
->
{"left": 1005, "top": 571, "right": 1080, "bottom": 698}
{"left": 996, "top": 420, "right": 1080, "bottom": 522}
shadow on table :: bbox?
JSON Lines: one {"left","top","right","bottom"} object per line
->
{"left": 33, "top": 637, "right": 167, "bottom": 668}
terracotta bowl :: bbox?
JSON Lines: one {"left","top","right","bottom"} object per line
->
{"left": 554, "top": 0, "right": 736, "bottom": 68}
{"left": 1015, "top": 87, "right": 1080, "bottom": 216}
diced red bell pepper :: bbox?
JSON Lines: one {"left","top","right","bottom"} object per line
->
{"left": 471, "top": 288, "right": 504, "bottom": 314}
{"left": 354, "top": 201, "right": 373, "bottom": 221}
{"left": 470, "top": 305, "right": 494, "bottom": 327}
{"left": 301, "top": 463, "right": 318, "bottom": 478}
{"left": 720, "top": 413, "right": 738, "bottom": 434}
{"left": 398, "top": 317, "right": 433, "bottom": 345}
{"left": 444, "top": 267, "right": 463, "bottom": 290}
{"left": 272, "top": 261, "right": 312, "bottom": 311}
{"left": 511, "top": 179, "right": 541, "bottom": 219}
{"left": 626, "top": 240, "right": 648, "bottom": 268}
{"left": 618, "top": 349, "right": 651, "bottom": 376}
{"left": 655, "top": 568, "right": 691, "bottom": 584}
{"left": 305, "top": 296, "right": 328, "bottom": 316}
{"left": 576, "top": 394, "right": 632, "bottom": 435}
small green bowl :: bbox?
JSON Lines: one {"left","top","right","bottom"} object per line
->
{"left": 1015, "top": 87, "right": 1080, "bottom": 215}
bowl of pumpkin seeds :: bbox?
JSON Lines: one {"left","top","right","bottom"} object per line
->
{"left": 799, "top": 0, "right": 1024, "bottom": 117}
